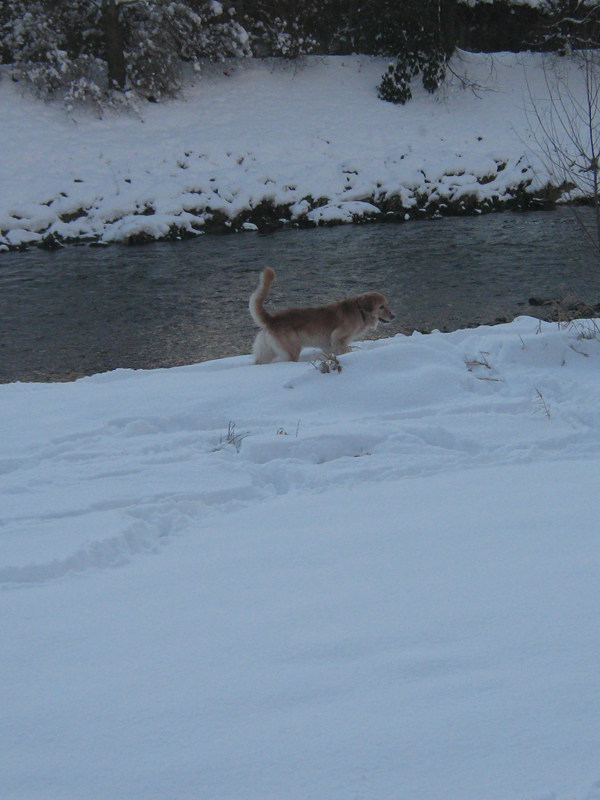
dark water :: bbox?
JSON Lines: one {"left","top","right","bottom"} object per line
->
{"left": 1, "top": 207, "right": 597, "bottom": 383}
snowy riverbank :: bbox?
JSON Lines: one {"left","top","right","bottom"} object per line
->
{"left": 2, "top": 317, "right": 599, "bottom": 798}
{"left": 0, "top": 51, "right": 566, "bottom": 250}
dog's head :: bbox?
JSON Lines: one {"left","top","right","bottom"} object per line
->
{"left": 358, "top": 293, "right": 395, "bottom": 329}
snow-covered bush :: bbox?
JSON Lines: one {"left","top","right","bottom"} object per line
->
{"left": 378, "top": 42, "right": 449, "bottom": 105}
{"left": 537, "top": 0, "right": 600, "bottom": 52}
{"left": 242, "top": 0, "right": 320, "bottom": 57}
{"left": 368, "top": 0, "right": 454, "bottom": 105}
{"left": 121, "top": 0, "right": 250, "bottom": 99}
{"left": 1, "top": 0, "right": 250, "bottom": 107}
{"left": 1, "top": 1, "right": 104, "bottom": 101}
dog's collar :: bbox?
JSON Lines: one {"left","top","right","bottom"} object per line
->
{"left": 358, "top": 304, "right": 367, "bottom": 323}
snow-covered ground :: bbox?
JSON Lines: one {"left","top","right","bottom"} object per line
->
{"left": 0, "top": 51, "right": 562, "bottom": 249}
{"left": 2, "top": 43, "right": 599, "bottom": 797}
{"left": 1, "top": 316, "right": 599, "bottom": 799}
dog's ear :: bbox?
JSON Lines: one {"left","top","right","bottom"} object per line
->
{"left": 357, "top": 294, "right": 376, "bottom": 313}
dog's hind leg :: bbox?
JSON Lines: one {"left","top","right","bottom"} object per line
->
{"left": 253, "top": 331, "right": 278, "bottom": 364}
{"left": 277, "top": 331, "right": 302, "bottom": 362}
{"left": 253, "top": 329, "right": 301, "bottom": 364}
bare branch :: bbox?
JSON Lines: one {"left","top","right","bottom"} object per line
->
{"left": 523, "top": 50, "right": 600, "bottom": 270}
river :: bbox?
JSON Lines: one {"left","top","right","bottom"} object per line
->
{"left": 1, "top": 207, "right": 597, "bottom": 383}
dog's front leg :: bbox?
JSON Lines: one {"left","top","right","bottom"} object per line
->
{"left": 330, "top": 330, "right": 352, "bottom": 355}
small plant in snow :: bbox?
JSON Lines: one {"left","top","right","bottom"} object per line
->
{"left": 466, "top": 351, "right": 492, "bottom": 372}
{"left": 562, "top": 312, "right": 600, "bottom": 342}
{"left": 213, "top": 421, "right": 248, "bottom": 453}
{"left": 276, "top": 420, "right": 301, "bottom": 437}
{"left": 532, "top": 296, "right": 600, "bottom": 340}
{"left": 571, "top": 317, "right": 600, "bottom": 340}
{"left": 310, "top": 352, "right": 343, "bottom": 374}
{"left": 465, "top": 351, "right": 504, "bottom": 382}
{"left": 534, "top": 388, "right": 552, "bottom": 419}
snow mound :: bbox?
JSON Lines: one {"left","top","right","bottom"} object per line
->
{"left": 1, "top": 318, "right": 599, "bottom": 796}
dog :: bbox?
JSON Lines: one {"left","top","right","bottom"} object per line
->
{"left": 249, "top": 267, "right": 395, "bottom": 364}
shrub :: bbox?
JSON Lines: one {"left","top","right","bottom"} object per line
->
{"left": 1, "top": 0, "right": 250, "bottom": 107}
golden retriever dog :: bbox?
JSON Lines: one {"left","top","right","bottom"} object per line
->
{"left": 249, "top": 267, "right": 395, "bottom": 364}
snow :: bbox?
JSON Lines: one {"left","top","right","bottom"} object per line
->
{"left": 1, "top": 42, "right": 599, "bottom": 797}
{"left": 0, "top": 51, "right": 572, "bottom": 249}
{"left": 1, "top": 316, "right": 600, "bottom": 799}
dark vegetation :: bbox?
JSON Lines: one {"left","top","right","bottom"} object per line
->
{"left": 2, "top": 0, "right": 600, "bottom": 107}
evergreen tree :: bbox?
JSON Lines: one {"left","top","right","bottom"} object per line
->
{"left": 1, "top": 0, "right": 105, "bottom": 102}
{"left": 240, "top": 0, "right": 323, "bottom": 57}
{"left": 537, "top": 0, "right": 600, "bottom": 52}
{"left": 376, "top": 0, "right": 454, "bottom": 105}
{"left": 1, "top": 0, "right": 250, "bottom": 106}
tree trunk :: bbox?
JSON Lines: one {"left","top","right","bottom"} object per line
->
{"left": 104, "top": 0, "right": 126, "bottom": 90}
{"left": 347, "top": 0, "right": 360, "bottom": 52}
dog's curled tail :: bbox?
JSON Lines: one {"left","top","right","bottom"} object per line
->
{"left": 249, "top": 267, "right": 275, "bottom": 328}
